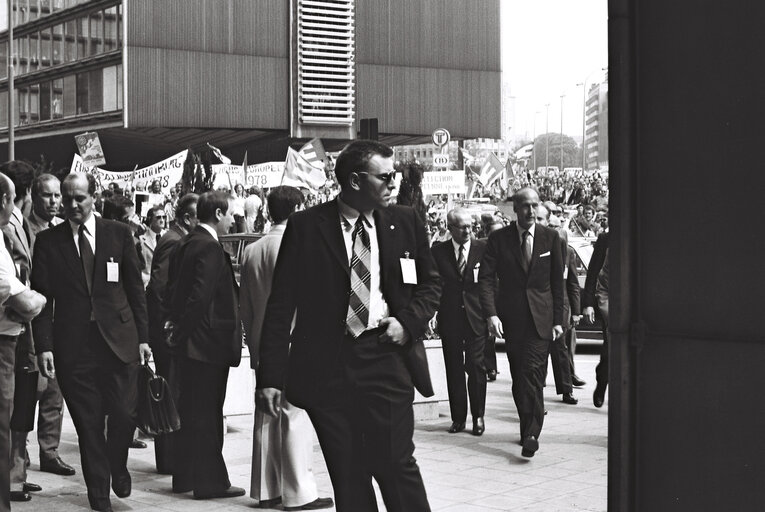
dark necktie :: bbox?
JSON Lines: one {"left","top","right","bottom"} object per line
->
{"left": 48, "top": 221, "right": 54, "bottom": 229}
{"left": 79, "top": 224, "right": 95, "bottom": 294}
{"left": 156, "top": 232, "right": 162, "bottom": 244}
{"left": 345, "top": 217, "right": 371, "bottom": 337}
{"left": 521, "top": 230, "right": 531, "bottom": 273}
{"left": 457, "top": 243, "right": 466, "bottom": 275}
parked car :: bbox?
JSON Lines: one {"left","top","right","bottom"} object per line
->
{"left": 220, "top": 232, "right": 264, "bottom": 283}
{"left": 567, "top": 236, "right": 604, "bottom": 343}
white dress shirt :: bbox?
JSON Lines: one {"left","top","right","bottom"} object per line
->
{"left": 69, "top": 213, "right": 97, "bottom": 256}
{"left": 451, "top": 238, "right": 471, "bottom": 265}
{"left": 337, "top": 197, "right": 389, "bottom": 330}
{"left": 0, "top": 240, "right": 28, "bottom": 336}
{"left": 517, "top": 222, "right": 536, "bottom": 255}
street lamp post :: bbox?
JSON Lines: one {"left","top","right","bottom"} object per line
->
{"left": 7, "top": 0, "right": 15, "bottom": 160}
{"left": 560, "top": 94, "right": 565, "bottom": 172}
{"left": 532, "top": 110, "right": 540, "bottom": 171}
{"left": 544, "top": 103, "right": 550, "bottom": 169}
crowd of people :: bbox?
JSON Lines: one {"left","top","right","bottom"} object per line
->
{"left": 0, "top": 141, "right": 610, "bottom": 512}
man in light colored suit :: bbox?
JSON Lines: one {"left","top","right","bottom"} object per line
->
{"left": 241, "top": 186, "right": 333, "bottom": 511}
{"left": 138, "top": 205, "right": 167, "bottom": 288}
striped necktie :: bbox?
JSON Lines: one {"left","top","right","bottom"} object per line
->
{"left": 457, "top": 243, "right": 466, "bottom": 275}
{"left": 346, "top": 216, "right": 371, "bottom": 337}
{"left": 521, "top": 230, "right": 531, "bottom": 273}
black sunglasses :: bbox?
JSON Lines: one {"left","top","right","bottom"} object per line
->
{"left": 357, "top": 171, "right": 397, "bottom": 183}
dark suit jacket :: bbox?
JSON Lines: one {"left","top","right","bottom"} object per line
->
{"left": 431, "top": 238, "right": 487, "bottom": 337}
{"left": 167, "top": 226, "right": 241, "bottom": 368}
{"left": 478, "top": 222, "right": 564, "bottom": 340}
{"left": 582, "top": 232, "right": 609, "bottom": 309}
{"left": 562, "top": 246, "right": 581, "bottom": 329}
{"left": 31, "top": 217, "right": 148, "bottom": 367}
{"left": 257, "top": 200, "right": 441, "bottom": 407}
{"left": 146, "top": 223, "right": 185, "bottom": 345}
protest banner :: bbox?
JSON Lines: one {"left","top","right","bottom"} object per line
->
{"left": 420, "top": 170, "right": 466, "bottom": 196}
{"left": 70, "top": 150, "right": 188, "bottom": 194}
{"left": 211, "top": 162, "right": 285, "bottom": 190}
{"left": 74, "top": 131, "right": 106, "bottom": 167}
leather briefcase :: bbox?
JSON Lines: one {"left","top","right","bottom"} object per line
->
{"left": 137, "top": 362, "right": 181, "bottom": 436}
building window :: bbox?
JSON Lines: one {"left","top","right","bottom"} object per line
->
{"left": 63, "top": 74, "right": 76, "bottom": 116}
{"left": 52, "top": 78, "right": 63, "bottom": 118}
{"left": 52, "top": 23, "right": 63, "bottom": 66}
{"left": 65, "top": 19, "right": 77, "bottom": 62}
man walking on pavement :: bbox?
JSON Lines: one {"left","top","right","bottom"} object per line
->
{"left": 241, "top": 186, "right": 333, "bottom": 511}
{"left": 431, "top": 208, "right": 488, "bottom": 436}
{"left": 478, "top": 187, "right": 564, "bottom": 458}
{"left": 257, "top": 140, "right": 440, "bottom": 511}
{"left": 583, "top": 231, "right": 609, "bottom": 407}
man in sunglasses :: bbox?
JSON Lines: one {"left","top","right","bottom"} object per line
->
{"left": 257, "top": 140, "right": 440, "bottom": 511}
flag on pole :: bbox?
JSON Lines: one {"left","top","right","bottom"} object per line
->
{"left": 207, "top": 143, "right": 232, "bottom": 164}
{"left": 282, "top": 147, "right": 327, "bottom": 190}
{"left": 480, "top": 152, "right": 504, "bottom": 188}
{"left": 241, "top": 151, "right": 249, "bottom": 188}
{"left": 298, "top": 138, "right": 328, "bottom": 170}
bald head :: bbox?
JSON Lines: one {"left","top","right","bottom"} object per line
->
{"left": 62, "top": 172, "right": 96, "bottom": 224}
{"left": 0, "top": 173, "right": 16, "bottom": 227}
{"left": 536, "top": 204, "right": 550, "bottom": 226}
{"left": 446, "top": 207, "right": 473, "bottom": 245}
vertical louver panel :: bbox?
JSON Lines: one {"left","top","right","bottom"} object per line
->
{"left": 297, "top": 0, "right": 355, "bottom": 125}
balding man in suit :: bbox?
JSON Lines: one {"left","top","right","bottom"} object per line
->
{"left": 478, "top": 187, "right": 564, "bottom": 458}
{"left": 32, "top": 173, "right": 151, "bottom": 512}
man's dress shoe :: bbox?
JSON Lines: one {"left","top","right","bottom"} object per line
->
{"left": 472, "top": 417, "right": 485, "bottom": 436}
{"left": 23, "top": 482, "right": 41, "bottom": 492}
{"left": 10, "top": 490, "right": 31, "bottom": 501}
{"left": 572, "top": 375, "right": 587, "bottom": 387}
{"left": 593, "top": 385, "right": 606, "bottom": 408}
{"left": 40, "top": 456, "right": 76, "bottom": 476}
{"left": 521, "top": 436, "right": 539, "bottom": 458}
{"left": 258, "top": 496, "right": 282, "bottom": 508}
{"left": 112, "top": 473, "right": 132, "bottom": 498}
{"left": 194, "top": 485, "right": 246, "bottom": 500}
{"left": 487, "top": 369, "right": 497, "bottom": 381}
{"left": 562, "top": 393, "right": 578, "bottom": 405}
{"left": 284, "top": 497, "right": 335, "bottom": 510}
{"left": 447, "top": 421, "right": 465, "bottom": 433}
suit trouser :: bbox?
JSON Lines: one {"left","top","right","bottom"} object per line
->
{"left": 9, "top": 368, "right": 37, "bottom": 490}
{"left": 251, "top": 397, "right": 319, "bottom": 507}
{"left": 549, "top": 329, "right": 573, "bottom": 395}
{"left": 565, "top": 328, "right": 578, "bottom": 376}
{"left": 172, "top": 356, "right": 231, "bottom": 495}
{"left": 595, "top": 299, "right": 609, "bottom": 389}
{"left": 0, "top": 335, "right": 17, "bottom": 512}
{"left": 305, "top": 329, "right": 430, "bottom": 512}
{"left": 441, "top": 315, "right": 487, "bottom": 422}
{"left": 56, "top": 323, "right": 138, "bottom": 510}
{"left": 507, "top": 334, "right": 551, "bottom": 440}
{"left": 484, "top": 336, "right": 498, "bottom": 374}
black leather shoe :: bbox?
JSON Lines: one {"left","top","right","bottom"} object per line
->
{"left": 129, "top": 439, "right": 147, "bottom": 449}
{"left": 487, "top": 370, "right": 497, "bottom": 381}
{"left": 562, "top": 393, "right": 578, "bottom": 405}
{"left": 112, "top": 473, "right": 131, "bottom": 498}
{"left": 472, "top": 417, "right": 485, "bottom": 436}
{"left": 89, "top": 499, "right": 113, "bottom": 512}
{"left": 40, "top": 456, "right": 76, "bottom": 476}
{"left": 593, "top": 384, "right": 606, "bottom": 408}
{"left": 521, "top": 436, "right": 539, "bottom": 458}
{"left": 258, "top": 496, "right": 282, "bottom": 508}
{"left": 572, "top": 375, "right": 587, "bottom": 387}
{"left": 194, "top": 485, "right": 246, "bottom": 500}
{"left": 23, "top": 482, "right": 41, "bottom": 492}
{"left": 447, "top": 421, "right": 465, "bottom": 433}
{"left": 284, "top": 497, "right": 335, "bottom": 510}
{"left": 10, "top": 491, "right": 32, "bottom": 502}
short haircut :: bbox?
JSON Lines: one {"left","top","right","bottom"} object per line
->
{"left": 31, "top": 173, "right": 61, "bottom": 199}
{"left": 0, "top": 160, "right": 34, "bottom": 197}
{"left": 146, "top": 204, "right": 164, "bottom": 224}
{"left": 583, "top": 204, "right": 596, "bottom": 214}
{"left": 197, "top": 190, "right": 232, "bottom": 223}
{"left": 267, "top": 186, "right": 304, "bottom": 224}
{"left": 0, "top": 172, "right": 12, "bottom": 199}
{"left": 63, "top": 172, "right": 97, "bottom": 196}
{"left": 333, "top": 139, "right": 393, "bottom": 186}
{"left": 511, "top": 186, "right": 539, "bottom": 206}
{"left": 102, "top": 195, "right": 134, "bottom": 221}
{"left": 175, "top": 193, "right": 199, "bottom": 219}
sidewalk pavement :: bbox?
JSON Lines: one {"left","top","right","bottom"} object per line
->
{"left": 13, "top": 353, "right": 607, "bottom": 512}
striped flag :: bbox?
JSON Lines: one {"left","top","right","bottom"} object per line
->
{"left": 479, "top": 152, "right": 504, "bottom": 187}
{"left": 298, "top": 138, "right": 328, "bottom": 170}
{"left": 282, "top": 147, "right": 327, "bottom": 190}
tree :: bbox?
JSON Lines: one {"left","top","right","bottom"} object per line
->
{"left": 531, "top": 133, "right": 581, "bottom": 170}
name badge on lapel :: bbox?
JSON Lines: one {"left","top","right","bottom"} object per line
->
{"left": 473, "top": 262, "right": 480, "bottom": 283}
{"left": 107, "top": 258, "right": 119, "bottom": 282}
{"left": 400, "top": 251, "right": 417, "bottom": 284}
{"left": 563, "top": 266, "right": 569, "bottom": 280}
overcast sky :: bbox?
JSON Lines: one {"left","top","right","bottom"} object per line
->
{"left": 501, "top": 0, "right": 608, "bottom": 141}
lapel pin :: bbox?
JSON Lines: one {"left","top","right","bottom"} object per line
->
{"left": 390, "top": 225, "right": 395, "bottom": 230}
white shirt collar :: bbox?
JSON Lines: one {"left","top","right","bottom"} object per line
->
{"left": 518, "top": 222, "right": 536, "bottom": 239}
{"left": 199, "top": 223, "right": 218, "bottom": 241}
{"left": 451, "top": 237, "right": 471, "bottom": 257}
{"left": 69, "top": 213, "right": 97, "bottom": 238}
{"left": 337, "top": 196, "right": 375, "bottom": 230}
